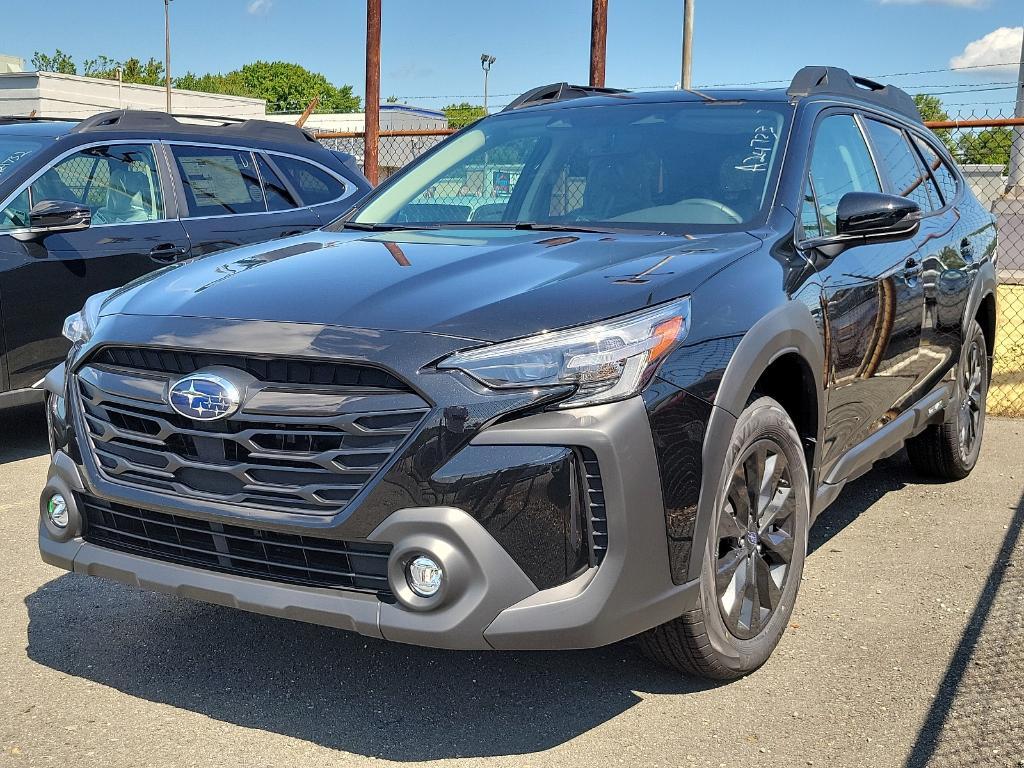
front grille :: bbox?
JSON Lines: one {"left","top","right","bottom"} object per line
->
{"left": 91, "top": 347, "right": 410, "bottom": 391}
{"left": 79, "top": 494, "right": 392, "bottom": 593}
{"left": 579, "top": 448, "right": 608, "bottom": 565}
{"left": 76, "top": 349, "right": 429, "bottom": 515}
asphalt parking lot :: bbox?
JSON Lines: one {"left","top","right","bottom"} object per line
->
{"left": 1, "top": 405, "right": 1022, "bottom": 768}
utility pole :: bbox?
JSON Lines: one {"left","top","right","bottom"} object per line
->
{"left": 164, "top": 0, "right": 172, "bottom": 113}
{"left": 1006, "top": 22, "right": 1024, "bottom": 195}
{"left": 681, "top": 0, "right": 694, "bottom": 90}
{"left": 590, "top": 0, "right": 608, "bottom": 88}
{"left": 364, "top": 0, "right": 381, "bottom": 185}
{"left": 481, "top": 54, "right": 496, "bottom": 113}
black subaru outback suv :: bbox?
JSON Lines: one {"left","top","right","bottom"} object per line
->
{"left": 39, "top": 67, "right": 997, "bottom": 680}
{"left": 0, "top": 110, "right": 369, "bottom": 405}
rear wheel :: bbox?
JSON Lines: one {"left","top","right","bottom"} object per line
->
{"left": 640, "top": 396, "right": 809, "bottom": 680}
{"left": 906, "top": 319, "right": 988, "bottom": 480}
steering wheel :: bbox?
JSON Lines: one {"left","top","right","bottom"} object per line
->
{"left": 677, "top": 198, "right": 744, "bottom": 224}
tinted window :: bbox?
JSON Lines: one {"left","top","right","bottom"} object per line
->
{"left": 172, "top": 146, "right": 264, "bottom": 216}
{"left": 807, "top": 114, "right": 881, "bottom": 236}
{"left": 350, "top": 103, "right": 789, "bottom": 231}
{"left": 863, "top": 119, "right": 939, "bottom": 211}
{"left": 0, "top": 137, "right": 45, "bottom": 181}
{"left": 256, "top": 155, "right": 298, "bottom": 212}
{"left": 272, "top": 156, "right": 346, "bottom": 205}
{"left": 30, "top": 143, "right": 164, "bottom": 225}
{"left": 799, "top": 174, "right": 821, "bottom": 239}
{"left": 912, "top": 135, "right": 958, "bottom": 206}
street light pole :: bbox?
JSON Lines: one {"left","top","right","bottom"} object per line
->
{"left": 164, "top": 0, "right": 172, "bottom": 113}
{"left": 681, "top": 0, "right": 694, "bottom": 90}
{"left": 481, "top": 54, "right": 496, "bottom": 113}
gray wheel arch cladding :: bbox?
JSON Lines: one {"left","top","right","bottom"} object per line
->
{"left": 686, "top": 300, "right": 825, "bottom": 583}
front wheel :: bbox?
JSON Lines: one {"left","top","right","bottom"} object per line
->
{"left": 640, "top": 396, "right": 809, "bottom": 680}
{"left": 906, "top": 319, "right": 988, "bottom": 480}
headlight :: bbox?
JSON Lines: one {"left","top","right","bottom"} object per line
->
{"left": 62, "top": 289, "right": 115, "bottom": 345}
{"left": 438, "top": 297, "right": 690, "bottom": 408}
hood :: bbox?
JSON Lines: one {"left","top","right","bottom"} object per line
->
{"left": 103, "top": 228, "right": 761, "bottom": 342}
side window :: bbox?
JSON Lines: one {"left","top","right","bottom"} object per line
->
{"left": 256, "top": 155, "right": 298, "bottom": 212}
{"left": 862, "top": 119, "right": 940, "bottom": 212}
{"left": 0, "top": 188, "right": 30, "bottom": 231}
{"left": 171, "top": 146, "right": 265, "bottom": 216}
{"left": 912, "top": 135, "right": 958, "bottom": 207}
{"left": 271, "top": 155, "right": 346, "bottom": 206}
{"left": 30, "top": 144, "right": 164, "bottom": 225}
{"left": 807, "top": 114, "right": 882, "bottom": 236}
{"left": 800, "top": 174, "right": 821, "bottom": 239}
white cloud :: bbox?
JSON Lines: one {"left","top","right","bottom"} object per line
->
{"left": 246, "top": 0, "right": 272, "bottom": 15}
{"left": 950, "top": 26, "right": 1023, "bottom": 72}
{"left": 879, "top": 0, "right": 988, "bottom": 6}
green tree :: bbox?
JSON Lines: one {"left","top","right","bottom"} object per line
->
{"left": 913, "top": 94, "right": 955, "bottom": 155}
{"left": 443, "top": 102, "right": 486, "bottom": 129}
{"left": 176, "top": 61, "right": 359, "bottom": 113}
{"left": 31, "top": 49, "right": 77, "bottom": 74}
{"left": 957, "top": 128, "right": 1012, "bottom": 168}
{"left": 83, "top": 56, "right": 164, "bottom": 86}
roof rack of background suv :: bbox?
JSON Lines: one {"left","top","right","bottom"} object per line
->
{"left": 787, "top": 66, "right": 921, "bottom": 123}
{"left": 502, "top": 82, "right": 630, "bottom": 112}
{"left": 69, "top": 110, "right": 318, "bottom": 146}
{"left": 0, "top": 115, "right": 81, "bottom": 125}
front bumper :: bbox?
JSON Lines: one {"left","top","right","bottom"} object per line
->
{"left": 40, "top": 395, "right": 701, "bottom": 650}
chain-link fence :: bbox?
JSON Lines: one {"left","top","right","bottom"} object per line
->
{"left": 928, "top": 114, "right": 1024, "bottom": 417}
{"left": 315, "top": 113, "right": 1024, "bottom": 417}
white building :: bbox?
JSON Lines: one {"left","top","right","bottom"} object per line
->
{"left": 264, "top": 104, "right": 448, "bottom": 133}
{"left": 0, "top": 70, "right": 266, "bottom": 119}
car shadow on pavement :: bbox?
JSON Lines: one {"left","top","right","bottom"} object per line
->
{"left": 21, "top": 452, "right": 953, "bottom": 760}
{"left": 0, "top": 403, "right": 48, "bottom": 464}
{"left": 24, "top": 577, "right": 711, "bottom": 760}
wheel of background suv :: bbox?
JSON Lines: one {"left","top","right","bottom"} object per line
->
{"left": 640, "top": 396, "right": 809, "bottom": 680}
{"left": 906, "top": 319, "right": 988, "bottom": 480}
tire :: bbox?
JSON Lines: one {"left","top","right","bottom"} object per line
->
{"left": 640, "top": 396, "right": 810, "bottom": 680}
{"left": 906, "top": 319, "right": 988, "bottom": 480}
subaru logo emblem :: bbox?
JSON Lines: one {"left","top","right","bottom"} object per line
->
{"left": 168, "top": 372, "right": 241, "bottom": 421}
{"left": 745, "top": 531, "right": 759, "bottom": 547}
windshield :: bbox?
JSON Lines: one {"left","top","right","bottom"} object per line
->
{"left": 348, "top": 101, "right": 790, "bottom": 232}
{"left": 0, "top": 137, "right": 45, "bottom": 182}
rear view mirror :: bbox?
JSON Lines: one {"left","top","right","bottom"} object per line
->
{"left": 24, "top": 200, "right": 92, "bottom": 236}
{"left": 836, "top": 192, "right": 921, "bottom": 240}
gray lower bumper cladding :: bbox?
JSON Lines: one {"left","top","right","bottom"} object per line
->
{"left": 39, "top": 396, "right": 701, "bottom": 651}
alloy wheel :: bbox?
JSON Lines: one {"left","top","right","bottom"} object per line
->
{"left": 958, "top": 336, "right": 985, "bottom": 461}
{"left": 716, "top": 439, "right": 797, "bottom": 640}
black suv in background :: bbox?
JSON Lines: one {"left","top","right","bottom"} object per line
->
{"left": 40, "top": 68, "right": 997, "bottom": 680}
{"left": 0, "top": 111, "right": 370, "bottom": 403}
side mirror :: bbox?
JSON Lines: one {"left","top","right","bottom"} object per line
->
{"left": 26, "top": 200, "right": 92, "bottom": 235}
{"left": 803, "top": 192, "right": 921, "bottom": 257}
{"left": 836, "top": 192, "right": 921, "bottom": 240}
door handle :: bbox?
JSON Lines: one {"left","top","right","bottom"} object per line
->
{"left": 149, "top": 243, "right": 189, "bottom": 264}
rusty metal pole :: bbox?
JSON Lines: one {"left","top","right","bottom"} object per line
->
{"left": 590, "top": 0, "right": 607, "bottom": 88}
{"left": 364, "top": 0, "right": 381, "bottom": 185}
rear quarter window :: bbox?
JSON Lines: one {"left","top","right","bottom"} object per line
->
{"left": 271, "top": 155, "right": 346, "bottom": 206}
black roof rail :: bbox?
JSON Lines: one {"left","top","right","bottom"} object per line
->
{"left": 787, "top": 66, "right": 921, "bottom": 122}
{"left": 69, "top": 110, "right": 318, "bottom": 146}
{"left": 503, "top": 82, "right": 629, "bottom": 112}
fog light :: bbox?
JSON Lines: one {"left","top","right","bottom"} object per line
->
{"left": 47, "top": 493, "right": 69, "bottom": 528}
{"left": 407, "top": 554, "right": 443, "bottom": 597}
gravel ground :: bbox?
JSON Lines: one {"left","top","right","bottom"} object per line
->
{"left": 1, "top": 404, "right": 1022, "bottom": 768}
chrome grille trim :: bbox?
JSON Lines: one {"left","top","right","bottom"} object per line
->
{"left": 75, "top": 354, "right": 428, "bottom": 516}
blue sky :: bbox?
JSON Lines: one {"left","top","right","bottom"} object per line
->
{"left": 5, "top": 0, "right": 1022, "bottom": 114}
